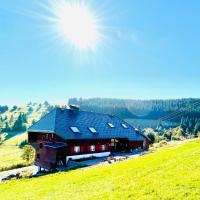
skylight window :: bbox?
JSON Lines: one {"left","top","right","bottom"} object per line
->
{"left": 122, "top": 123, "right": 128, "bottom": 128}
{"left": 88, "top": 127, "right": 97, "bottom": 133}
{"left": 70, "top": 126, "right": 80, "bottom": 133}
{"left": 108, "top": 123, "right": 115, "bottom": 128}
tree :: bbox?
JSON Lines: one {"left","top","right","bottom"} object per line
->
{"left": 31, "top": 119, "right": 36, "bottom": 125}
{"left": 43, "top": 101, "right": 49, "bottom": 107}
{"left": 21, "top": 145, "right": 35, "bottom": 163}
{"left": 0, "top": 116, "right": 3, "bottom": 129}
{"left": 3, "top": 122, "right": 11, "bottom": 132}
{"left": 144, "top": 128, "right": 158, "bottom": 143}
{"left": 12, "top": 113, "right": 26, "bottom": 132}
{"left": 22, "top": 113, "right": 28, "bottom": 123}
{"left": 163, "top": 129, "right": 173, "bottom": 140}
{"left": 10, "top": 105, "right": 17, "bottom": 112}
{"left": 9, "top": 115, "right": 14, "bottom": 124}
{"left": 27, "top": 107, "right": 33, "bottom": 114}
{"left": 194, "top": 120, "right": 200, "bottom": 136}
{"left": 0, "top": 134, "right": 5, "bottom": 145}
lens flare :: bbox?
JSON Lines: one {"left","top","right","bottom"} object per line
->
{"left": 39, "top": 0, "right": 104, "bottom": 52}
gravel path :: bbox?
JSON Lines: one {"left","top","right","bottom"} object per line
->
{"left": 0, "top": 165, "right": 39, "bottom": 181}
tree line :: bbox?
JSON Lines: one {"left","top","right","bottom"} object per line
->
{"left": 69, "top": 98, "right": 200, "bottom": 121}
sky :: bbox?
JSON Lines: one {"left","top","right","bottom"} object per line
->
{"left": 0, "top": 0, "right": 200, "bottom": 105}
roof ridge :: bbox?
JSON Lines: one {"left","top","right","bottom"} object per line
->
{"left": 64, "top": 107, "right": 118, "bottom": 119}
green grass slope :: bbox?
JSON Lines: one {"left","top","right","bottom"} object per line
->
{"left": 0, "top": 146, "right": 25, "bottom": 171}
{"left": 0, "top": 139, "right": 200, "bottom": 200}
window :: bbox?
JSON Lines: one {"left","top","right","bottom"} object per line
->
{"left": 39, "top": 143, "right": 43, "bottom": 149}
{"left": 121, "top": 123, "right": 128, "bottom": 128}
{"left": 70, "top": 126, "right": 80, "bottom": 133}
{"left": 74, "top": 146, "right": 80, "bottom": 153}
{"left": 37, "top": 153, "right": 40, "bottom": 159}
{"left": 90, "top": 145, "right": 95, "bottom": 152}
{"left": 102, "top": 144, "right": 106, "bottom": 151}
{"left": 108, "top": 123, "right": 115, "bottom": 128}
{"left": 88, "top": 127, "right": 97, "bottom": 133}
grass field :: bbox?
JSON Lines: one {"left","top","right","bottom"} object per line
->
{"left": 0, "top": 146, "right": 25, "bottom": 171}
{"left": 0, "top": 132, "right": 28, "bottom": 171}
{"left": 0, "top": 139, "right": 199, "bottom": 200}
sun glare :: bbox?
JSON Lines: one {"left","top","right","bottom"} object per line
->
{"left": 40, "top": 0, "right": 103, "bottom": 51}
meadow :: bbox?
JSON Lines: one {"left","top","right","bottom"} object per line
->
{"left": 0, "top": 139, "right": 199, "bottom": 200}
{"left": 0, "top": 132, "right": 28, "bottom": 171}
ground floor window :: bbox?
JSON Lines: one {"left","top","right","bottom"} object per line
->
{"left": 90, "top": 145, "right": 95, "bottom": 152}
{"left": 102, "top": 144, "right": 106, "bottom": 151}
{"left": 74, "top": 146, "right": 80, "bottom": 153}
{"left": 37, "top": 153, "right": 40, "bottom": 159}
{"left": 39, "top": 143, "right": 43, "bottom": 149}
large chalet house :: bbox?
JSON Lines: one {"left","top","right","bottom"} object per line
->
{"left": 28, "top": 105, "right": 150, "bottom": 170}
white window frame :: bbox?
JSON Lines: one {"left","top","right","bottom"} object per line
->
{"left": 108, "top": 123, "right": 115, "bottom": 128}
{"left": 74, "top": 146, "right": 80, "bottom": 153}
{"left": 102, "top": 144, "right": 106, "bottom": 151}
{"left": 90, "top": 145, "right": 95, "bottom": 152}
{"left": 70, "top": 126, "right": 80, "bottom": 133}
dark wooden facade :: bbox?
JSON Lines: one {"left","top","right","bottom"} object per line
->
{"left": 28, "top": 132, "right": 149, "bottom": 170}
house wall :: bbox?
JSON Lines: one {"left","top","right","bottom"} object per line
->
{"left": 28, "top": 132, "right": 149, "bottom": 170}
{"left": 67, "top": 139, "right": 110, "bottom": 155}
{"left": 28, "top": 132, "right": 67, "bottom": 170}
{"left": 28, "top": 132, "right": 65, "bottom": 144}
{"left": 35, "top": 145, "right": 57, "bottom": 170}
{"left": 128, "top": 139, "right": 149, "bottom": 150}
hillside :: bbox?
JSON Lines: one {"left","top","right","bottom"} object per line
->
{"left": 0, "top": 102, "right": 53, "bottom": 170}
{"left": 0, "top": 102, "right": 53, "bottom": 144}
{"left": 0, "top": 139, "right": 199, "bottom": 200}
{"left": 69, "top": 98, "right": 200, "bottom": 122}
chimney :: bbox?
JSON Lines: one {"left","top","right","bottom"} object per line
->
{"left": 60, "top": 104, "right": 67, "bottom": 112}
{"left": 69, "top": 104, "right": 79, "bottom": 111}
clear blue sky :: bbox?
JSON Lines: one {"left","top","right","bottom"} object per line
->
{"left": 0, "top": 0, "right": 200, "bottom": 105}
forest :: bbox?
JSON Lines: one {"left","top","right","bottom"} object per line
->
{"left": 68, "top": 98, "right": 200, "bottom": 121}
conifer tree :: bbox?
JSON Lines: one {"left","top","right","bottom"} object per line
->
{"left": 12, "top": 113, "right": 26, "bottom": 132}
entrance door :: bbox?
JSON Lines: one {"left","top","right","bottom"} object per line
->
{"left": 110, "top": 139, "right": 129, "bottom": 152}
{"left": 56, "top": 152, "right": 66, "bottom": 167}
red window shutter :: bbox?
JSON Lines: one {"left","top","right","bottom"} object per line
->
{"left": 88, "top": 145, "right": 91, "bottom": 152}
{"left": 96, "top": 144, "right": 100, "bottom": 152}
{"left": 80, "top": 145, "right": 84, "bottom": 153}
{"left": 106, "top": 143, "right": 109, "bottom": 151}
{"left": 70, "top": 146, "right": 74, "bottom": 154}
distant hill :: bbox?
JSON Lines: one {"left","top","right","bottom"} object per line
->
{"left": 0, "top": 101, "right": 54, "bottom": 144}
{"left": 1, "top": 98, "right": 200, "bottom": 143}
{"left": 68, "top": 98, "right": 200, "bottom": 122}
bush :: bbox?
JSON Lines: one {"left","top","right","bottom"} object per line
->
{"left": 19, "top": 140, "right": 28, "bottom": 149}
{"left": 146, "top": 131, "right": 158, "bottom": 143}
{"left": 21, "top": 145, "right": 35, "bottom": 163}
{"left": 158, "top": 140, "right": 167, "bottom": 147}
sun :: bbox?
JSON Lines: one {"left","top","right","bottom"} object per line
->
{"left": 56, "top": 2, "right": 98, "bottom": 49}
{"left": 40, "top": 0, "right": 103, "bottom": 51}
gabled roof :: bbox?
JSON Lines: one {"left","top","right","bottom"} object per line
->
{"left": 28, "top": 108, "right": 147, "bottom": 141}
